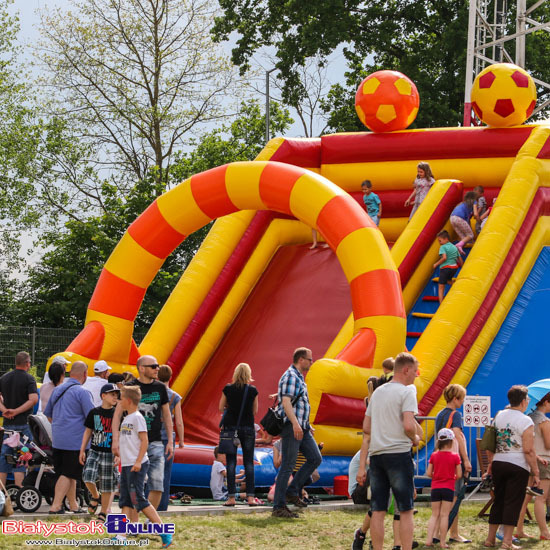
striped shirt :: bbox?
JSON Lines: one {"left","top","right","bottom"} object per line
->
{"left": 277, "top": 365, "right": 310, "bottom": 430}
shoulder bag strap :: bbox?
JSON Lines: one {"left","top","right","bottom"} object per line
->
{"left": 445, "top": 410, "right": 456, "bottom": 429}
{"left": 234, "top": 384, "right": 250, "bottom": 433}
{"left": 51, "top": 383, "right": 76, "bottom": 410}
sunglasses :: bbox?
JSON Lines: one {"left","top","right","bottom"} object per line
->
{"left": 144, "top": 364, "right": 160, "bottom": 369}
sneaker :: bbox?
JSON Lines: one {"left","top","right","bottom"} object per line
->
{"left": 352, "top": 528, "right": 366, "bottom": 550}
{"left": 496, "top": 531, "right": 520, "bottom": 544}
{"left": 160, "top": 534, "right": 173, "bottom": 548}
{"left": 412, "top": 542, "right": 419, "bottom": 549}
{"left": 527, "top": 486, "right": 544, "bottom": 497}
{"left": 287, "top": 494, "right": 308, "bottom": 508}
{"left": 272, "top": 506, "right": 298, "bottom": 518}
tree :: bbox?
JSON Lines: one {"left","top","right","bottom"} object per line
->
{"left": 171, "top": 99, "right": 293, "bottom": 179}
{"left": 0, "top": 1, "right": 44, "bottom": 269}
{"left": 37, "top": 0, "right": 238, "bottom": 196}
{"left": 213, "top": 0, "right": 550, "bottom": 129}
{"left": 15, "top": 99, "right": 292, "bottom": 329}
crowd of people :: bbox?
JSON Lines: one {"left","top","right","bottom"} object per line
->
{"left": 0, "top": 352, "right": 177, "bottom": 548}
{"left": 1, "top": 348, "right": 548, "bottom": 550}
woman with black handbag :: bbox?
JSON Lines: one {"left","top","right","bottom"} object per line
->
{"left": 219, "top": 363, "right": 258, "bottom": 506}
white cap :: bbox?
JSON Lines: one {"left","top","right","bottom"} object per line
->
{"left": 51, "top": 355, "right": 71, "bottom": 366}
{"left": 437, "top": 428, "right": 455, "bottom": 441}
{"left": 94, "top": 360, "right": 112, "bottom": 373}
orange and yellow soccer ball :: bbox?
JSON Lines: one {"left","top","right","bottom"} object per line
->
{"left": 471, "top": 63, "right": 537, "bottom": 127}
{"left": 355, "top": 70, "right": 420, "bottom": 132}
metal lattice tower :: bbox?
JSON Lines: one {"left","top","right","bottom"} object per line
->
{"left": 464, "top": 0, "right": 550, "bottom": 125}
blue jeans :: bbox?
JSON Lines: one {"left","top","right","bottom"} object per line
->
{"left": 119, "top": 461, "right": 150, "bottom": 512}
{"left": 369, "top": 452, "right": 415, "bottom": 513}
{"left": 273, "top": 422, "right": 322, "bottom": 509}
{"left": 225, "top": 426, "right": 255, "bottom": 498}
{"left": 158, "top": 437, "right": 174, "bottom": 512}
{"left": 0, "top": 424, "right": 33, "bottom": 474}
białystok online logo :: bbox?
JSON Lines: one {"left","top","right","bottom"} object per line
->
{"left": 105, "top": 514, "right": 175, "bottom": 535}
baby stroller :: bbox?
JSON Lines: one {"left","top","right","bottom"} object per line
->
{"left": 8, "top": 414, "right": 89, "bottom": 513}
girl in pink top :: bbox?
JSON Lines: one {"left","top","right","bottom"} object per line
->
{"left": 426, "top": 428, "right": 462, "bottom": 548}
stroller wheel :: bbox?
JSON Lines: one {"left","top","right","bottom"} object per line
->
{"left": 16, "top": 486, "right": 42, "bottom": 513}
{"left": 6, "top": 484, "right": 20, "bottom": 511}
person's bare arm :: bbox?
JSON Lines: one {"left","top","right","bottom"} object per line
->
{"left": 523, "top": 426, "right": 540, "bottom": 486}
{"left": 282, "top": 396, "right": 302, "bottom": 440}
{"left": 79, "top": 428, "right": 92, "bottom": 465}
{"left": 402, "top": 411, "right": 420, "bottom": 446}
{"left": 541, "top": 421, "right": 550, "bottom": 450}
{"left": 357, "top": 415, "right": 371, "bottom": 486}
{"left": 426, "top": 463, "right": 433, "bottom": 478}
{"left": 433, "top": 252, "right": 447, "bottom": 269}
{"left": 132, "top": 431, "right": 149, "bottom": 472}
{"left": 272, "top": 445, "right": 282, "bottom": 469}
{"left": 174, "top": 403, "right": 184, "bottom": 448}
{"left": 455, "top": 462, "right": 463, "bottom": 479}
{"left": 453, "top": 427, "right": 472, "bottom": 473}
{"left": 405, "top": 188, "right": 416, "bottom": 206}
{"left": 111, "top": 400, "right": 124, "bottom": 458}
{"left": 162, "top": 402, "right": 174, "bottom": 460}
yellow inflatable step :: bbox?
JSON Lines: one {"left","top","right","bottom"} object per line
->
{"left": 411, "top": 312, "right": 435, "bottom": 319}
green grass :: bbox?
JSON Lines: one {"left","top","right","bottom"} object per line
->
{"left": 1, "top": 503, "right": 547, "bottom": 549}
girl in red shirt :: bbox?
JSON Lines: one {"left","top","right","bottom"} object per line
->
{"left": 426, "top": 428, "right": 462, "bottom": 548}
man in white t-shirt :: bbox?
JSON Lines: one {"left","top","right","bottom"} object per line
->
{"left": 352, "top": 352, "right": 422, "bottom": 550}
{"left": 82, "top": 360, "right": 112, "bottom": 406}
{"left": 210, "top": 446, "right": 228, "bottom": 501}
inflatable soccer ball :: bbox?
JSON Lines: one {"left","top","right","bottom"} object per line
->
{"left": 355, "top": 70, "right": 420, "bottom": 133}
{"left": 471, "top": 63, "right": 537, "bottom": 127}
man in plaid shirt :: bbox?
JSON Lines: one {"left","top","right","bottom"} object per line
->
{"left": 272, "top": 347, "right": 323, "bottom": 518}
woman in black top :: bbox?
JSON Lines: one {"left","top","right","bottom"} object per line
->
{"left": 219, "top": 363, "right": 258, "bottom": 506}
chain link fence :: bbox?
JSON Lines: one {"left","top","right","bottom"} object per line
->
{"left": 0, "top": 326, "right": 147, "bottom": 379}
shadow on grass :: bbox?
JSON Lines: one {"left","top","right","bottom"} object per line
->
{"left": 235, "top": 515, "right": 307, "bottom": 528}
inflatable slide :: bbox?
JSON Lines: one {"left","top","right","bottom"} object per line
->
{"left": 51, "top": 122, "right": 550, "bottom": 487}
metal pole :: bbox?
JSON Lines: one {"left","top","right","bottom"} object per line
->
{"left": 265, "top": 68, "right": 276, "bottom": 143}
{"left": 464, "top": 0, "right": 478, "bottom": 125}
{"left": 31, "top": 326, "right": 36, "bottom": 366}
{"left": 516, "top": 0, "right": 527, "bottom": 66}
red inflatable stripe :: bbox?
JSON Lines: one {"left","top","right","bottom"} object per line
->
{"left": 259, "top": 162, "right": 307, "bottom": 214}
{"left": 350, "top": 270, "right": 405, "bottom": 318}
{"left": 537, "top": 135, "right": 550, "bottom": 159}
{"left": 269, "top": 138, "right": 322, "bottom": 167}
{"left": 128, "top": 201, "right": 186, "bottom": 260}
{"left": 190, "top": 165, "right": 238, "bottom": 219}
{"left": 88, "top": 269, "right": 147, "bottom": 321}
{"left": 321, "top": 127, "right": 532, "bottom": 164}
{"left": 418, "top": 187, "right": 550, "bottom": 415}
{"left": 317, "top": 195, "right": 372, "bottom": 249}
{"left": 314, "top": 392, "right": 365, "bottom": 428}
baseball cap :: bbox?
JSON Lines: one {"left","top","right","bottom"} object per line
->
{"left": 51, "top": 355, "right": 71, "bottom": 366}
{"left": 100, "top": 383, "right": 120, "bottom": 395}
{"left": 437, "top": 428, "right": 455, "bottom": 441}
{"left": 94, "top": 360, "right": 112, "bottom": 373}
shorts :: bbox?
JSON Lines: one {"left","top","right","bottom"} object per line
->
{"left": 368, "top": 214, "right": 380, "bottom": 226}
{"left": 439, "top": 267, "right": 457, "bottom": 285}
{"left": 52, "top": 449, "right": 84, "bottom": 481}
{"left": 538, "top": 457, "right": 550, "bottom": 480}
{"left": 450, "top": 215, "right": 474, "bottom": 241}
{"left": 0, "top": 424, "right": 33, "bottom": 474}
{"left": 119, "top": 462, "right": 150, "bottom": 511}
{"left": 369, "top": 452, "right": 415, "bottom": 513}
{"left": 431, "top": 488, "right": 454, "bottom": 502}
{"left": 145, "top": 441, "right": 165, "bottom": 492}
{"left": 82, "top": 449, "right": 118, "bottom": 493}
